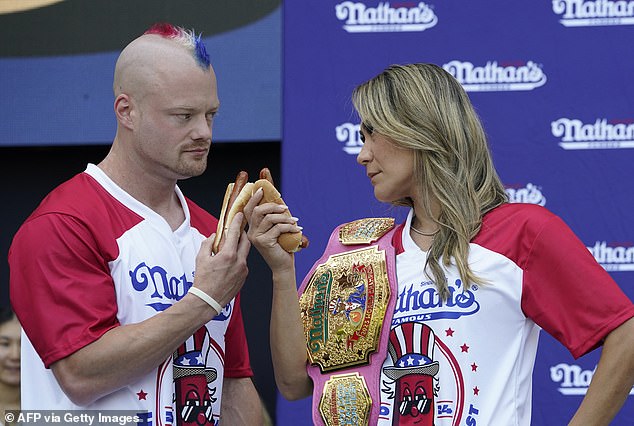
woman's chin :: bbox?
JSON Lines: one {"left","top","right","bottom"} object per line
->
{"left": 373, "top": 189, "right": 398, "bottom": 204}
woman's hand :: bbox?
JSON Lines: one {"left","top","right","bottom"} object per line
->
{"left": 243, "top": 188, "right": 300, "bottom": 271}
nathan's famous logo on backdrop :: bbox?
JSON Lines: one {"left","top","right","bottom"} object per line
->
{"left": 551, "top": 363, "right": 634, "bottom": 395}
{"left": 551, "top": 118, "right": 634, "bottom": 150}
{"left": 336, "top": 122, "right": 363, "bottom": 155}
{"left": 335, "top": 1, "right": 438, "bottom": 33}
{"left": 552, "top": 0, "right": 634, "bottom": 26}
{"left": 443, "top": 60, "right": 547, "bottom": 92}
{"left": 588, "top": 241, "right": 634, "bottom": 271}
{"left": 505, "top": 183, "right": 547, "bottom": 206}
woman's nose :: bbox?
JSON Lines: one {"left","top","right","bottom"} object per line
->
{"left": 356, "top": 141, "right": 371, "bottom": 165}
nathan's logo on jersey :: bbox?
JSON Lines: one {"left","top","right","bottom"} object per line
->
{"left": 443, "top": 60, "right": 547, "bottom": 92}
{"left": 552, "top": 0, "right": 634, "bottom": 27}
{"left": 551, "top": 363, "right": 634, "bottom": 395}
{"left": 336, "top": 122, "right": 363, "bottom": 155}
{"left": 587, "top": 241, "right": 634, "bottom": 271}
{"left": 129, "top": 262, "right": 193, "bottom": 311}
{"left": 505, "top": 183, "right": 547, "bottom": 206}
{"left": 393, "top": 279, "right": 480, "bottom": 325}
{"left": 129, "top": 262, "right": 233, "bottom": 316}
{"left": 335, "top": 1, "right": 438, "bottom": 33}
{"left": 552, "top": 118, "right": 634, "bottom": 150}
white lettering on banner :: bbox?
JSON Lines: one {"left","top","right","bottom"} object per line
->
{"left": 553, "top": 0, "right": 634, "bottom": 26}
{"left": 588, "top": 241, "right": 634, "bottom": 271}
{"left": 336, "top": 122, "right": 363, "bottom": 154}
{"left": 551, "top": 363, "right": 634, "bottom": 395}
{"left": 505, "top": 183, "right": 547, "bottom": 206}
{"left": 335, "top": 1, "right": 438, "bottom": 32}
{"left": 551, "top": 118, "right": 634, "bottom": 149}
{"left": 442, "top": 60, "right": 547, "bottom": 92}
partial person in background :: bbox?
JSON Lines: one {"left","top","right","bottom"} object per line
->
{"left": 0, "top": 306, "right": 20, "bottom": 423}
{"left": 9, "top": 23, "right": 262, "bottom": 424}
{"left": 245, "top": 63, "right": 634, "bottom": 425}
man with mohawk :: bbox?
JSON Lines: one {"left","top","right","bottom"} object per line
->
{"left": 9, "top": 23, "right": 263, "bottom": 425}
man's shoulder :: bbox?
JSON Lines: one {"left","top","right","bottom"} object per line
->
{"left": 20, "top": 171, "right": 143, "bottom": 238}
{"left": 28, "top": 171, "right": 101, "bottom": 218}
{"left": 184, "top": 196, "right": 218, "bottom": 237}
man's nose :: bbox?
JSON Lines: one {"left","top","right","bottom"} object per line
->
{"left": 192, "top": 115, "right": 212, "bottom": 141}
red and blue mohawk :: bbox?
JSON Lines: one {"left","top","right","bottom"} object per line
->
{"left": 144, "top": 23, "right": 211, "bottom": 69}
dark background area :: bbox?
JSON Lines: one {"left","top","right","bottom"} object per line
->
{"left": 0, "top": 141, "right": 281, "bottom": 420}
{"left": 0, "top": 0, "right": 281, "bottom": 56}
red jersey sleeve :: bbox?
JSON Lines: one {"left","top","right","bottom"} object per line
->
{"left": 223, "top": 293, "right": 254, "bottom": 378}
{"left": 520, "top": 214, "right": 634, "bottom": 358}
{"left": 9, "top": 213, "right": 119, "bottom": 368}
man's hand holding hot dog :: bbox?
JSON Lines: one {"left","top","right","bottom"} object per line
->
{"left": 190, "top": 210, "right": 251, "bottom": 318}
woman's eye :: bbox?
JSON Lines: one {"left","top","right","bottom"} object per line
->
{"left": 359, "top": 131, "right": 366, "bottom": 143}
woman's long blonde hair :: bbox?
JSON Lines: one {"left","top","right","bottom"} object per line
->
{"left": 352, "top": 63, "right": 508, "bottom": 300}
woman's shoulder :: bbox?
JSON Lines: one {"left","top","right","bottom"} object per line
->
{"left": 476, "top": 203, "right": 566, "bottom": 246}
{"left": 483, "top": 202, "right": 557, "bottom": 226}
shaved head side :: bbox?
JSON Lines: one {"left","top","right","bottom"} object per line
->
{"left": 144, "top": 23, "right": 210, "bottom": 69}
{"left": 113, "top": 23, "right": 213, "bottom": 100}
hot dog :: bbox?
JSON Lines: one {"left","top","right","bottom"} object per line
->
{"left": 212, "top": 171, "right": 249, "bottom": 254}
{"left": 259, "top": 167, "right": 274, "bottom": 183}
{"left": 258, "top": 167, "right": 309, "bottom": 251}
{"left": 212, "top": 168, "right": 308, "bottom": 253}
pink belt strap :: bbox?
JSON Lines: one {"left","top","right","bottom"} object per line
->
{"left": 298, "top": 220, "right": 398, "bottom": 426}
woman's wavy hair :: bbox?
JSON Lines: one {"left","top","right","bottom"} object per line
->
{"left": 352, "top": 63, "right": 508, "bottom": 299}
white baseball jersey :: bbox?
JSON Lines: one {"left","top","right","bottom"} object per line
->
{"left": 377, "top": 206, "right": 634, "bottom": 426}
{"left": 10, "top": 164, "right": 252, "bottom": 424}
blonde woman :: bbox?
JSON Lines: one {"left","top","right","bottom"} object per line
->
{"left": 245, "top": 63, "right": 634, "bottom": 426}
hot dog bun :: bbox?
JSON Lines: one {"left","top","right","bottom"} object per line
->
{"left": 212, "top": 169, "right": 306, "bottom": 253}
{"left": 212, "top": 171, "right": 249, "bottom": 254}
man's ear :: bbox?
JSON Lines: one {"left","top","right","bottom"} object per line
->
{"left": 114, "top": 94, "right": 134, "bottom": 130}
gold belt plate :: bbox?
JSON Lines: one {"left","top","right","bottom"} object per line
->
{"left": 300, "top": 246, "right": 390, "bottom": 372}
{"left": 338, "top": 217, "right": 395, "bottom": 245}
{"left": 319, "top": 373, "right": 372, "bottom": 426}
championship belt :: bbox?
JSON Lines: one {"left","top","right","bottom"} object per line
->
{"left": 298, "top": 218, "right": 398, "bottom": 426}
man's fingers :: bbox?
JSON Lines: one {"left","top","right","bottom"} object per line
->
{"left": 222, "top": 211, "right": 245, "bottom": 251}
{"left": 201, "top": 234, "right": 216, "bottom": 255}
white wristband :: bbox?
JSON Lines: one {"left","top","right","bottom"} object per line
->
{"left": 188, "top": 287, "right": 223, "bottom": 315}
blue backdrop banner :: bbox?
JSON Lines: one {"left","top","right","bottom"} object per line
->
{"left": 281, "top": 2, "right": 633, "bottom": 425}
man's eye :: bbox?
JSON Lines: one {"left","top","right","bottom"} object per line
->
{"left": 206, "top": 112, "right": 217, "bottom": 123}
{"left": 179, "top": 113, "right": 192, "bottom": 120}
